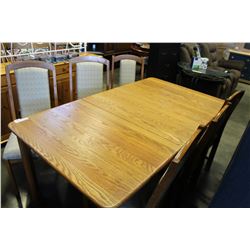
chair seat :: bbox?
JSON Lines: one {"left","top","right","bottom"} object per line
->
{"left": 2, "top": 133, "right": 22, "bottom": 160}
{"left": 2, "top": 133, "right": 37, "bottom": 161}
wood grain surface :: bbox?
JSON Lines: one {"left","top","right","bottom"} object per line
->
{"left": 9, "top": 77, "right": 225, "bottom": 207}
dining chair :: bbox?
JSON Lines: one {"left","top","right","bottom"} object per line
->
{"left": 183, "top": 104, "right": 232, "bottom": 191}
{"left": 145, "top": 125, "right": 207, "bottom": 208}
{"left": 2, "top": 60, "right": 58, "bottom": 207}
{"left": 111, "top": 54, "right": 145, "bottom": 88}
{"left": 204, "top": 90, "right": 245, "bottom": 171}
{"left": 159, "top": 104, "right": 232, "bottom": 207}
{"left": 69, "top": 55, "right": 110, "bottom": 101}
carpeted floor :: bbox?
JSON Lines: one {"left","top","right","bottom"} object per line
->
{"left": 1, "top": 81, "right": 250, "bottom": 208}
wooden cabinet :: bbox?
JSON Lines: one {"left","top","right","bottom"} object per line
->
{"left": 1, "top": 62, "right": 74, "bottom": 142}
{"left": 89, "top": 43, "right": 132, "bottom": 56}
{"left": 229, "top": 49, "right": 250, "bottom": 84}
{"left": 147, "top": 43, "right": 180, "bottom": 83}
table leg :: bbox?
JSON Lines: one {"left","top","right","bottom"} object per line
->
{"left": 17, "top": 138, "right": 40, "bottom": 207}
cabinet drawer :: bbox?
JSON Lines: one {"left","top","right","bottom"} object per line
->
{"left": 54, "top": 63, "right": 69, "bottom": 75}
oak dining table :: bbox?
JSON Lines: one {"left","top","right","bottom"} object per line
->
{"left": 9, "top": 77, "right": 225, "bottom": 207}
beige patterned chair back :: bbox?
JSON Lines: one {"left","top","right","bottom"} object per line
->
{"left": 119, "top": 59, "right": 137, "bottom": 85}
{"left": 15, "top": 67, "right": 51, "bottom": 117}
{"left": 69, "top": 56, "right": 110, "bottom": 101}
{"left": 76, "top": 62, "right": 104, "bottom": 98}
{"left": 6, "top": 60, "right": 58, "bottom": 120}
{"left": 111, "top": 54, "right": 145, "bottom": 88}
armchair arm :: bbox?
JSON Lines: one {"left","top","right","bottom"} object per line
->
{"left": 218, "top": 59, "right": 245, "bottom": 71}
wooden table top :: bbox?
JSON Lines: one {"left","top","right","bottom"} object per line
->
{"left": 9, "top": 77, "right": 225, "bottom": 207}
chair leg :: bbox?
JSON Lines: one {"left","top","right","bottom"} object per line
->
{"left": 204, "top": 135, "right": 221, "bottom": 171}
{"left": 5, "top": 160, "right": 23, "bottom": 208}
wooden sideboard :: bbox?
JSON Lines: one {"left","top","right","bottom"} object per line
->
{"left": 1, "top": 61, "right": 74, "bottom": 142}
{"left": 229, "top": 49, "right": 250, "bottom": 84}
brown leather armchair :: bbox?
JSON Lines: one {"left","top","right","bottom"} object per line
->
{"left": 199, "top": 43, "right": 245, "bottom": 92}
{"left": 178, "top": 43, "right": 233, "bottom": 98}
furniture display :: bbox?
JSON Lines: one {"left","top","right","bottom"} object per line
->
{"left": 209, "top": 121, "right": 250, "bottom": 208}
{"left": 69, "top": 56, "right": 110, "bottom": 100}
{"left": 199, "top": 43, "right": 245, "bottom": 91}
{"left": 147, "top": 43, "right": 180, "bottom": 83}
{"left": 2, "top": 60, "right": 58, "bottom": 207}
{"left": 1, "top": 54, "right": 94, "bottom": 142}
{"left": 111, "top": 54, "right": 145, "bottom": 87}
{"left": 228, "top": 49, "right": 250, "bottom": 84}
{"left": 178, "top": 43, "right": 237, "bottom": 98}
{"left": 8, "top": 77, "right": 225, "bottom": 207}
{"left": 1, "top": 61, "right": 69, "bottom": 142}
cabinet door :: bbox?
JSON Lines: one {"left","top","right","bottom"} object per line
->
{"left": 55, "top": 76, "right": 71, "bottom": 105}
{"left": 104, "top": 43, "right": 116, "bottom": 54}
{"left": 147, "top": 43, "right": 180, "bottom": 82}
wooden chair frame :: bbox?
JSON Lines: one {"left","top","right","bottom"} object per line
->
{"left": 146, "top": 125, "right": 207, "bottom": 208}
{"left": 184, "top": 104, "right": 231, "bottom": 189}
{"left": 111, "top": 54, "right": 145, "bottom": 88}
{"left": 204, "top": 90, "right": 245, "bottom": 171}
{"left": 147, "top": 104, "right": 235, "bottom": 207}
{"left": 5, "top": 60, "right": 58, "bottom": 207}
{"left": 6, "top": 60, "right": 58, "bottom": 121}
{"left": 69, "top": 56, "right": 110, "bottom": 101}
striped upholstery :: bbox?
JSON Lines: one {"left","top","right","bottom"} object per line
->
{"left": 119, "top": 59, "right": 136, "bottom": 85}
{"left": 76, "top": 62, "right": 104, "bottom": 98}
{"left": 15, "top": 67, "right": 51, "bottom": 117}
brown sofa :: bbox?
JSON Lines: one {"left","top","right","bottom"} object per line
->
{"left": 199, "top": 43, "right": 244, "bottom": 92}
{"left": 178, "top": 43, "right": 244, "bottom": 98}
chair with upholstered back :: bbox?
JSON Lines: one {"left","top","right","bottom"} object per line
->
{"left": 145, "top": 125, "right": 207, "bottom": 208}
{"left": 69, "top": 56, "right": 110, "bottom": 101}
{"left": 111, "top": 54, "right": 145, "bottom": 88}
{"left": 2, "top": 60, "right": 58, "bottom": 207}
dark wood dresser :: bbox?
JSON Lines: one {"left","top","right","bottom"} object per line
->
{"left": 147, "top": 43, "right": 180, "bottom": 83}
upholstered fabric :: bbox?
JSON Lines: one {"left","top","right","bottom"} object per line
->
{"left": 3, "top": 67, "right": 51, "bottom": 161}
{"left": 3, "top": 133, "right": 37, "bottom": 160}
{"left": 119, "top": 59, "right": 136, "bottom": 85}
{"left": 76, "top": 62, "right": 104, "bottom": 98}
{"left": 15, "top": 67, "right": 51, "bottom": 118}
{"left": 199, "top": 43, "right": 243, "bottom": 92}
{"left": 179, "top": 47, "right": 192, "bottom": 64}
{"left": 2, "top": 133, "right": 21, "bottom": 160}
{"left": 179, "top": 43, "right": 244, "bottom": 96}
{"left": 199, "top": 43, "right": 217, "bottom": 66}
